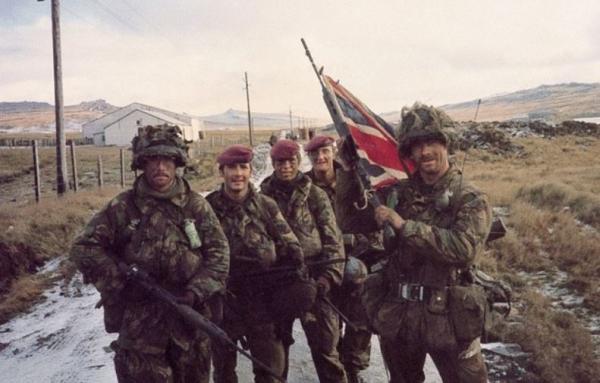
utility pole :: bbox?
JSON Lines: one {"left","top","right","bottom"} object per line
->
{"left": 289, "top": 106, "right": 293, "bottom": 133}
{"left": 40, "top": 0, "right": 68, "bottom": 195}
{"left": 473, "top": 99, "right": 482, "bottom": 121}
{"left": 244, "top": 72, "right": 254, "bottom": 146}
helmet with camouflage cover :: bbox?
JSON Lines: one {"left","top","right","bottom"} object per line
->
{"left": 397, "top": 103, "right": 455, "bottom": 157}
{"left": 131, "top": 124, "right": 188, "bottom": 170}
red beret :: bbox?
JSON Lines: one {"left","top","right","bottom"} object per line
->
{"left": 270, "top": 139, "right": 300, "bottom": 160}
{"left": 217, "top": 144, "right": 253, "bottom": 166}
{"left": 304, "top": 135, "right": 335, "bottom": 152}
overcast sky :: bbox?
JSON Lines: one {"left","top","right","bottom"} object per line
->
{"left": 2, "top": 0, "right": 599, "bottom": 118}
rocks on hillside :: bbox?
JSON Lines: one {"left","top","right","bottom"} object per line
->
{"left": 446, "top": 119, "right": 600, "bottom": 156}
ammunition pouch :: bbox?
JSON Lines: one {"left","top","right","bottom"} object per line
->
{"left": 448, "top": 284, "right": 489, "bottom": 342}
{"left": 268, "top": 273, "right": 317, "bottom": 320}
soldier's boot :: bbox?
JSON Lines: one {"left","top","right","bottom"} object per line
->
{"left": 346, "top": 369, "right": 367, "bottom": 383}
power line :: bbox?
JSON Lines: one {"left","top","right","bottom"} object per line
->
{"left": 88, "top": 0, "right": 144, "bottom": 33}
{"left": 118, "top": 0, "right": 179, "bottom": 48}
{"left": 87, "top": 0, "right": 178, "bottom": 48}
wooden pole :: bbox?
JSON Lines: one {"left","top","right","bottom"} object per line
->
{"left": 69, "top": 140, "right": 78, "bottom": 192}
{"left": 120, "top": 148, "right": 125, "bottom": 188}
{"left": 97, "top": 155, "right": 104, "bottom": 188}
{"left": 244, "top": 72, "right": 254, "bottom": 146}
{"left": 474, "top": 99, "right": 482, "bottom": 121}
{"left": 51, "top": 0, "right": 68, "bottom": 195}
{"left": 32, "top": 140, "right": 41, "bottom": 203}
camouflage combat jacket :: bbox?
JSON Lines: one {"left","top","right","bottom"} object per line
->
{"left": 206, "top": 184, "right": 304, "bottom": 294}
{"left": 260, "top": 173, "right": 344, "bottom": 286}
{"left": 70, "top": 176, "right": 230, "bottom": 353}
{"left": 336, "top": 165, "right": 492, "bottom": 343}
{"left": 306, "top": 163, "right": 384, "bottom": 265}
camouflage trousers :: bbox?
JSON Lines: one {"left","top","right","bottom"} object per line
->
{"left": 212, "top": 295, "right": 285, "bottom": 383}
{"left": 379, "top": 336, "right": 487, "bottom": 383}
{"left": 280, "top": 295, "right": 348, "bottom": 383}
{"left": 112, "top": 336, "right": 211, "bottom": 383}
{"left": 333, "top": 284, "right": 372, "bottom": 375}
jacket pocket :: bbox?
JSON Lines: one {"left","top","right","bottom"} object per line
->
{"left": 448, "top": 284, "right": 487, "bottom": 342}
{"left": 362, "top": 272, "right": 407, "bottom": 339}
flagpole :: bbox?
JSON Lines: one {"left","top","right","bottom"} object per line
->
{"left": 300, "top": 37, "right": 396, "bottom": 242}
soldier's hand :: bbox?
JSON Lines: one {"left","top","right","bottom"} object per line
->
{"left": 316, "top": 276, "right": 331, "bottom": 297}
{"left": 175, "top": 290, "right": 196, "bottom": 306}
{"left": 375, "top": 206, "right": 405, "bottom": 231}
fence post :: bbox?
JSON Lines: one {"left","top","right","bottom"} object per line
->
{"left": 120, "top": 148, "right": 125, "bottom": 188}
{"left": 32, "top": 140, "right": 41, "bottom": 202}
{"left": 97, "top": 155, "right": 104, "bottom": 188}
{"left": 69, "top": 140, "right": 78, "bottom": 192}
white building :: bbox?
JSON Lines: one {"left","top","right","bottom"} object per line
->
{"left": 82, "top": 103, "right": 203, "bottom": 146}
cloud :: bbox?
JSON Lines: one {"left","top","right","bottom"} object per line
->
{"left": 2, "top": 0, "right": 600, "bottom": 118}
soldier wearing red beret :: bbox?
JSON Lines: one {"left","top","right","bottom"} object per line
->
{"left": 304, "top": 136, "right": 384, "bottom": 383}
{"left": 208, "top": 144, "right": 304, "bottom": 383}
{"left": 261, "top": 139, "right": 347, "bottom": 383}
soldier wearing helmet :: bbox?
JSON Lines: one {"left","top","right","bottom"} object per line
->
{"left": 70, "top": 124, "right": 230, "bottom": 383}
{"left": 336, "top": 103, "right": 492, "bottom": 383}
{"left": 304, "top": 135, "right": 384, "bottom": 383}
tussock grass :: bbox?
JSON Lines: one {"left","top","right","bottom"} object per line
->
{"left": 496, "top": 290, "right": 599, "bottom": 383}
{"left": 0, "top": 187, "right": 121, "bottom": 323}
{"left": 516, "top": 182, "right": 600, "bottom": 228}
{"left": 463, "top": 137, "right": 600, "bottom": 381}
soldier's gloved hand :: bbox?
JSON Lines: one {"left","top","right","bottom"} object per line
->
{"left": 316, "top": 276, "right": 331, "bottom": 297}
{"left": 175, "top": 290, "right": 196, "bottom": 307}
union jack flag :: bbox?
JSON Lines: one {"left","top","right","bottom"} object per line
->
{"left": 321, "top": 75, "right": 414, "bottom": 189}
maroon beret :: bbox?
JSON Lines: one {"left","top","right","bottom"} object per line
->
{"left": 304, "top": 135, "right": 335, "bottom": 152}
{"left": 270, "top": 139, "right": 300, "bottom": 160}
{"left": 217, "top": 144, "right": 253, "bottom": 166}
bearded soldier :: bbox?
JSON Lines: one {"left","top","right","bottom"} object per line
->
{"left": 206, "top": 144, "right": 305, "bottom": 383}
{"left": 304, "top": 135, "right": 384, "bottom": 383}
{"left": 70, "top": 125, "right": 230, "bottom": 383}
{"left": 260, "top": 139, "right": 347, "bottom": 383}
{"left": 336, "top": 104, "right": 492, "bottom": 383}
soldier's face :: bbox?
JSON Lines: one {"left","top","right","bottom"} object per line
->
{"left": 308, "top": 146, "right": 335, "bottom": 173}
{"left": 273, "top": 156, "right": 299, "bottom": 182}
{"left": 410, "top": 139, "right": 449, "bottom": 180}
{"left": 220, "top": 163, "right": 251, "bottom": 196}
{"left": 143, "top": 155, "right": 176, "bottom": 192}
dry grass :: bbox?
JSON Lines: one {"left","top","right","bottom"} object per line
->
{"left": 495, "top": 291, "right": 599, "bottom": 383}
{"left": 0, "top": 187, "right": 121, "bottom": 323}
{"left": 463, "top": 136, "right": 600, "bottom": 381}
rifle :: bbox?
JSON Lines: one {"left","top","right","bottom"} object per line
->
{"left": 320, "top": 295, "right": 359, "bottom": 331}
{"left": 120, "top": 263, "right": 287, "bottom": 383}
{"left": 300, "top": 38, "right": 396, "bottom": 243}
{"left": 231, "top": 257, "right": 345, "bottom": 279}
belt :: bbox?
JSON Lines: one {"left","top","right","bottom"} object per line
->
{"left": 397, "top": 283, "right": 434, "bottom": 302}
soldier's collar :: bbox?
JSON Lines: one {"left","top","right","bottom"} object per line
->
{"left": 135, "top": 175, "right": 188, "bottom": 206}
{"left": 414, "top": 165, "right": 460, "bottom": 194}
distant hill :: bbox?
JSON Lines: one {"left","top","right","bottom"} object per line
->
{"left": 200, "top": 108, "right": 326, "bottom": 130}
{"left": 0, "top": 100, "right": 118, "bottom": 133}
{"left": 0, "top": 101, "right": 52, "bottom": 113}
{"left": 381, "top": 82, "right": 600, "bottom": 123}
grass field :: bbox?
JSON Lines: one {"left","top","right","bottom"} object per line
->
{"left": 0, "top": 129, "right": 279, "bottom": 204}
{"left": 0, "top": 133, "right": 599, "bottom": 382}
